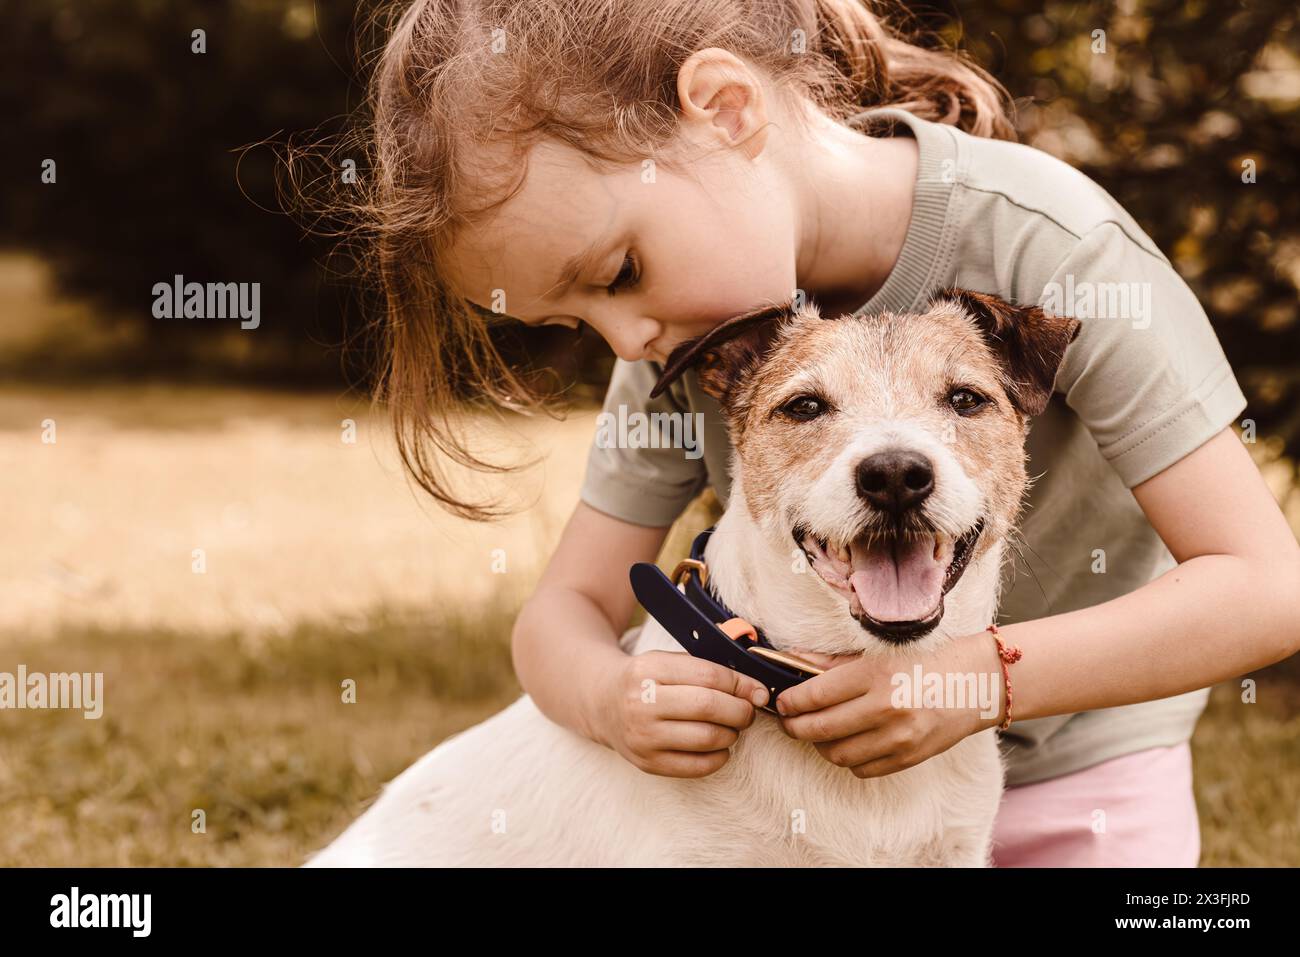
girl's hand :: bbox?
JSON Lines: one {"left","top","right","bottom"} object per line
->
{"left": 773, "top": 631, "right": 1000, "bottom": 778}
{"left": 589, "top": 651, "right": 771, "bottom": 778}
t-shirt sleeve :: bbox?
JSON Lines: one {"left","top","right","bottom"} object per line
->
{"left": 578, "top": 357, "right": 709, "bottom": 527}
{"left": 1045, "top": 221, "right": 1248, "bottom": 488}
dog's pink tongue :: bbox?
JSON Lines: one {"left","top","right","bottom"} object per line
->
{"left": 848, "top": 536, "right": 943, "bottom": 622}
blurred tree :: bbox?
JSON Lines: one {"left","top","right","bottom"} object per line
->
{"left": 1, "top": 0, "right": 365, "bottom": 385}
{"left": 940, "top": 0, "right": 1299, "bottom": 458}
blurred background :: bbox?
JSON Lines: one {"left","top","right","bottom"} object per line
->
{"left": 0, "top": 0, "right": 1296, "bottom": 865}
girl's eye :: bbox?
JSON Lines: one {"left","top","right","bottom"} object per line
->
{"left": 948, "top": 387, "right": 988, "bottom": 415}
{"left": 779, "top": 395, "right": 827, "bottom": 421}
{"left": 606, "top": 252, "right": 639, "bottom": 296}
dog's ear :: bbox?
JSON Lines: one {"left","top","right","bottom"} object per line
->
{"left": 649, "top": 300, "right": 798, "bottom": 408}
{"left": 930, "top": 287, "right": 1082, "bottom": 417}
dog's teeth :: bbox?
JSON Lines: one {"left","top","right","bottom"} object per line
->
{"left": 832, "top": 542, "right": 850, "bottom": 564}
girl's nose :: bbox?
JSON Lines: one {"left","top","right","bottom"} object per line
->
{"left": 600, "top": 315, "right": 662, "bottom": 363}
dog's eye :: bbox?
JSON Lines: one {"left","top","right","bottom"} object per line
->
{"left": 948, "top": 388, "right": 988, "bottom": 415}
{"left": 779, "top": 396, "right": 826, "bottom": 420}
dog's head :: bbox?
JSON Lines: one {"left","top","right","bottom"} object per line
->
{"left": 652, "top": 289, "right": 1080, "bottom": 644}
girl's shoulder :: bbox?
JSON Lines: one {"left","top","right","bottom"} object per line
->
{"left": 940, "top": 120, "right": 1156, "bottom": 254}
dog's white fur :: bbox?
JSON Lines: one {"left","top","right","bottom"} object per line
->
{"left": 303, "top": 482, "right": 1005, "bottom": 867}
{"left": 302, "top": 299, "right": 1069, "bottom": 867}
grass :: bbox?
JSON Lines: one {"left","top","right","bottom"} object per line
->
{"left": 1192, "top": 654, "right": 1300, "bottom": 866}
{"left": 0, "top": 606, "right": 523, "bottom": 867}
{"left": 1, "top": 594, "right": 1296, "bottom": 866}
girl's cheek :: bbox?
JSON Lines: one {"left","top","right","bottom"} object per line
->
{"left": 664, "top": 248, "right": 794, "bottom": 308}
{"left": 701, "top": 272, "right": 798, "bottom": 315}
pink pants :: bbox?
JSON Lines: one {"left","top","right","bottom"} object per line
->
{"left": 991, "top": 742, "right": 1201, "bottom": 867}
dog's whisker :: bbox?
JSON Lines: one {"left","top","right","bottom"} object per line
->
{"left": 1004, "top": 528, "right": 1053, "bottom": 612}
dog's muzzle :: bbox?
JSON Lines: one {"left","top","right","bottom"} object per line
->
{"left": 793, "top": 518, "right": 985, "bottom": 643}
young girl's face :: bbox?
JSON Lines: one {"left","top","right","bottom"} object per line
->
{"left": 446, "top": 134, "right": 800, "bottom": 365}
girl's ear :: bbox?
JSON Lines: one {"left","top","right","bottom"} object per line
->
{"left": 929, "top": 287, "right": 1082, "bottom": 417}
{"left": 650, "top": 300, "right": 798, "bottom": 407}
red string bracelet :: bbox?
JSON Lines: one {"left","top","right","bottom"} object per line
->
{"left": 987, "top": 623, "right": 1022, "bottom": 731}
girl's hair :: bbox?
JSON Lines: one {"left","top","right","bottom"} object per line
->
{"left": 313, "top": 0, "right": 1015, "bottom": 522}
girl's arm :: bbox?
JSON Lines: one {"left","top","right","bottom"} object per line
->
{"left": 979, "top": 425, "right": 1300, "bottom": 725}
{"left": 511, "top": 503, "right": 668, "bottom": 742}
{"left": 775, "top": 427, "right": 1300, "bottom": 774}
{"left": 513, "top": 501, "right": 771, "bottom": 776}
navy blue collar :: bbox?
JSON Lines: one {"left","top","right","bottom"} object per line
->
{"left": 628, "top": 525, "right": 822, "bottom": 714}
{"left": 683, "top": 526, "right": 777, "bottom": 650}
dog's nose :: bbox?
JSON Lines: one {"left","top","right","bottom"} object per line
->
{"left": 856, "top": 449, "right": 935, "bottom": 514}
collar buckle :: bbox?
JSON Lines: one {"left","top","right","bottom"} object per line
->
{"left": 670, "top": 558, "right": 708, "bottom": 589}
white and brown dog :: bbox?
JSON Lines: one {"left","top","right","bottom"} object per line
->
{"left": 305, "top": 289, "right": 1079, "bottom": 867}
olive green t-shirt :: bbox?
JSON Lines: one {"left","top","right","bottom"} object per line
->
{"left": 578, "top": 106, "right": 1248, "bottom": 787}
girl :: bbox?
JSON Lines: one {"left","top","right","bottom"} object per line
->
{"left": 342, "top": 0, "right": 1300, "bottom": 865}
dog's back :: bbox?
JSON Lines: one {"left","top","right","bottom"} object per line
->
{"left": 306, "top": 617, "right": 1002, "bottom": 867}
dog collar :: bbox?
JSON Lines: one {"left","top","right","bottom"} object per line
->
{"left": 629, "top": 526, "right": 824, "bottom": 715}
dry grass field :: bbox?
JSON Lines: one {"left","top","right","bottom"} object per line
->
{"left": 0, "top": 256, "right": 1296, "bottom": 866}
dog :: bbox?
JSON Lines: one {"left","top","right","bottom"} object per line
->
{"left": 304, "top": 288, "right": 1080, "bottom": 867}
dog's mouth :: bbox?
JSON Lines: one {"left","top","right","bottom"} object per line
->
{"left": 793, "top": 518, "right": 985, "bottom": 643}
